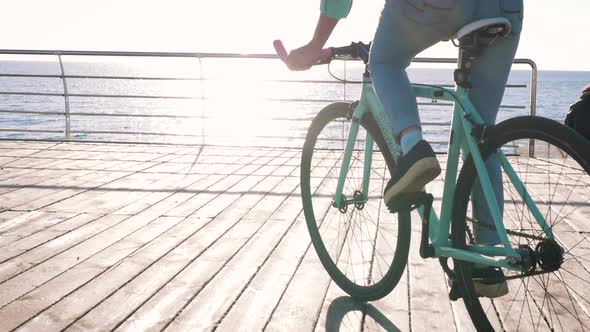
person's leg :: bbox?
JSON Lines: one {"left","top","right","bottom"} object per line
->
{"left": 369, "top": 0, "right": 474, "bottom": 204}
{"left": 468, "top": 0, "right": 523, "bottom": 245}
{"left": 369, "top": 0, "right": 474, "bottom": 139}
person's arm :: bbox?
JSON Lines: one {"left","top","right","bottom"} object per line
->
{"left": 285, "top": 15, "right": 338, "bottom": 71}
{"left": 285, "top": 0, "right": 352, "bottom": 71}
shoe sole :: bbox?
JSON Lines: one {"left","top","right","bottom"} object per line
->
{"left": 474, "top": 280, "right": 509, "bottom": 298}
{"left": 384, "top": 157, "right": 441, "bottom": 206}
{"left": 447, "top": 278, "right": 509, "bottom": 299}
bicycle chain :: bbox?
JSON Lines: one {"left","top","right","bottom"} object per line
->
{"left": 455, "top": 217, "right": 554, "bottom": 282}
{"left": 465, "top": 216, "right": 547, "bottom": 242}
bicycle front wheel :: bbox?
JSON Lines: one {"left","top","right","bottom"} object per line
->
{"left": 452, "top": 116, "right": 590, "bottom": 331}
{"left": 301, "top": 102, "right": 411, "bottom": 301}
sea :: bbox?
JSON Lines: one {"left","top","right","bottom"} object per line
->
{"left": 0, "top": 56, "right": 588, "bottom": 149}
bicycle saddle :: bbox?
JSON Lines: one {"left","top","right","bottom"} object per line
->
{"left": 453, "top": 17, "right": 512, "bottom": 40}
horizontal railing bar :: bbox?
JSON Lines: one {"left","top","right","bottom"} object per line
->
{"left": 0, "top": 128, "right": 64, "bottom": 134}
{"left": 0, "top": 110, "right": 456, "bottom": 126}
{"left": 0, "top": 91, "right": 64, "bottom": 97}
{"left": 0, "top": 137, "right": 205, "bottom": 146}
{"left": 0, "top": 73, "right": 202, "bottom": 81}
{"left": 0, "top": 50, "right": 279, "bottom": 58}
{"left": 0, "top": 110, "right": 64, "bottom": 116}
{"left": 0, "top": 137, "right": 307, "bottom": 150}
{"left": 0, "top": 125, "right": 509, "bottom": 141}
{"left": 0, "top": 137, "right": 475, "bottom": 153}
{"left": 0, "top": 73, "right": 529, "bottom": 89}
{"left": 71, "top": 130, "right": 203, "bottom": 137}
{"left": 0, "top": 74, "right": 63, "bottom": 79}
{"left": 74, "top": 131, "right": 309, "bottom": 141}
{"left": 0, "top": 49, "right": 536, "bottom": 66}
{"left": 0, "top": 110, "right": 309, "bottom": 121}
{"left": 0, "top": 91, "right": 527, "bottom": 110}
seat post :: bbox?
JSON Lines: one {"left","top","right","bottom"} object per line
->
{"left": 454, "top": 35, "right": 482, "bottom": 89}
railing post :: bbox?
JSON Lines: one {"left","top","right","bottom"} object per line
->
{"left": 197, "top": 55, "right": 206, "bottom": 147}
{"left": 56, "top": 52, "right": 71, "bottom": 140}
{"left": 528, "top": 60, "right": 538, "bottom": 158}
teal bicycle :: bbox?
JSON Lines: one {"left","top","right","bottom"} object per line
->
{"left": 277, "top": 18, "right": 590, "bottom": 331}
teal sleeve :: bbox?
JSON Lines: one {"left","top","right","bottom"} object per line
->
{"left": 320, "top": 0, "right": 352, "bottom": 19}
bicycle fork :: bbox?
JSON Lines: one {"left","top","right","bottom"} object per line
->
{"left": 332, "top": 104, "right": 373, "bottom": 211}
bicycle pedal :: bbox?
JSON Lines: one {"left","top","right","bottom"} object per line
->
{"left": 386, "top": 192, "right": 432, "bottom": 214}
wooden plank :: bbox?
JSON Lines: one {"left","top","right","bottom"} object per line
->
{"left": 111, "top": 213, "right": 292, "bottom": 332}
{"left": 0, "top": 213, "right": 104, "bottom": 264}
{"left": 41, "top": 148, "right": 273, "bottom": 216}
{"left": 0, "top": 214, "right": 128, "bottom": 284}
{"left": 109, "top": 151, "right": 251, "bottom": 218}
{"left": 0, "top": 157, "right": 17, "bottom": 167}
{"left": 163, "top": 174, "right": 248, "bottom": 218}
{"left": 59, "top": 172, "right": 178, "bottom": 215}
{"left": 0, "top": 216, "right": 195, "bottom": 331}
{"left": 263, "top": 179, "right": 340, "bottom": 331}
{"left": 154, "top": 167, "right": 300, "bottom": 331}
{"left": 263, "top": 248, "right": 332, "bottom": 332}
{"left": 0, "top": 168, "right": 55, "bottom": 196}
{"left": 314, "top": 282, "right": 363, "bottom": 332}
{"left": 0, "top": 211, "right": 25, "bottom": 227}
{"left": 31, "top": 170, "right": 136, "bottom": 212}
{"left": 0, "top": 211, "right": 46, "bottom": 234}
{"left": 0, "top": 177, "right": 219, "bottom": 307}
{"left": 363, "top": 185, "right": 411, "bottom": 332}
{"left": 163, "top": 152, "right": 281, "bottom": 218}
{"left": 0, "top": 211, "right": 76, "bottom": 247}
{"left": 14, "top": 216, "right": 201, "bottom": 331}
{"left": 110, "top": 162, "right": 299, "bottom": 331}
{"left": 14, "top": 159, "right": 163, "bottom": 211}
{"left": 11, "top": 145, "right": 185, "bottom": 213}
{"left": 110, "top": 173, "right": 214, "bottom": 216}
{"left": 0, "top": 170, "right": 95, "bottom": 209}
{"left": 214, "top": 215, "right": 310, "bottom": 331}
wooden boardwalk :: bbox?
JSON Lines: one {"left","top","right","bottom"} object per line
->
{"left": 0, "top": 140, "right": 587, "bottom": 332}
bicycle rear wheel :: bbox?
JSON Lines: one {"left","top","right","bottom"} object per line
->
{"left": 301, "top": 102, "right": 411, "bottom": 301}
{"left": 452, "top": 116, "right": 590, "bottom": 331}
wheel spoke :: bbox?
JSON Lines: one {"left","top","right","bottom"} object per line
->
{"left": 453, "top": 119, "right": 590, "bottom": 331}
{"left": 301, "top": 106, "right": 410, "bottom": 300}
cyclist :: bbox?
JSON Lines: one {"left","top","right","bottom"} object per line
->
{"left": 565, "top": 84, "right": 590, "bottom": 142}
{"left": 285, "top": 0, "right": 523, "bottom": 298}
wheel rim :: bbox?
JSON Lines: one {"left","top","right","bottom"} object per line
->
{"left": 302, "top": 108, "right": 407, "bottom": 293}
{"left": 455, "top": 127, "right": 590, "bottom": 331}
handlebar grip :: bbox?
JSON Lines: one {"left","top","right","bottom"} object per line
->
{"left": 319, "top": 48, "right": 333, "bottom": 60}
{"left": 273, "top": 39, "right": 333, "bottom": 64}
{"left": 273, "top": 40, "right": 288, "bottom": 61}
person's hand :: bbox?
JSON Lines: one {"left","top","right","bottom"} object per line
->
{"left": 285, "top": 42, "right": 325, "bottom": 71}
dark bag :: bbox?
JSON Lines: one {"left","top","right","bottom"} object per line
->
{"left": 565, "top": 93, "right": 590, "bottom": 142}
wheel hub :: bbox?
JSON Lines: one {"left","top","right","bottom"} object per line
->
{"left": 535, "top": 239, "right": 564, "bottom": 272}
{"left": 353, "top": 190, "right": 365, "bottom": 210}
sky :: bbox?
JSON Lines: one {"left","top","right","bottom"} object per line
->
{"left": 1, "top": 0, "right": 588, "bottom": 71}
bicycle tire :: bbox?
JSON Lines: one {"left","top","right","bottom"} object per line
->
{"left": 301, "top": 102, "right": 411, "bottom": 301}
{"left": 452, "top": 116, "right": 590, "bottom": 331}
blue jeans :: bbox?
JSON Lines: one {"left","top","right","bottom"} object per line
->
{"left": 368, "top": 0, "right": 523, "bottom": 245}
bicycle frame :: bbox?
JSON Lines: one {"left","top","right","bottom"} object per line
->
{"left": 332, "top": 77, "right": 554, "bottom": 272}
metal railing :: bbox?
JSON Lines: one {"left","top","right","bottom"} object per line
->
{"left": 0, "top": 49, "right": 538, "bottom": 153}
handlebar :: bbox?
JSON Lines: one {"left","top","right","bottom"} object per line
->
{"left": 273, "top": 40, "right": 371, "bottom": 67}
